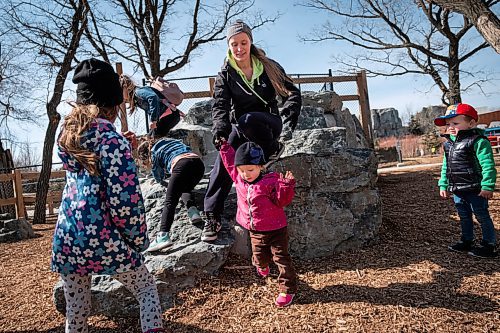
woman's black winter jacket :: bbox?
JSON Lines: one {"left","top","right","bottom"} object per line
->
{"left": 211, "top": 60, "right": 302, "bottom": 139}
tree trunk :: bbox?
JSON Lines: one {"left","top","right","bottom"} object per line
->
{"left": 447, "top": 67, "right": 462, "bottom": 104}
{"left": 476, "top": 13, "right": 500, "bottom": 54}
{"left": 32, "top": 105, "right": 60, "bottom": 224}
{"left": 447, "top": 38, "right": 462, "bottom": 105}
{"left": 429, "top": 0, "right": 500, "bottom": 53}
{"left": 30, "top": 0, "right": 89, "bottom": 224}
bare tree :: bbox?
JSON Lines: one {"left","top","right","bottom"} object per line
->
{"left": 302, "top": 0, "right": 496, "bottom": 105}
{"left": 3, "top": 0, "right": 89, "bottom": 224}
{"left": 84, "top": 0, "right": 277, "bottom": 78}
{"left": 0, "top": 30, "right": 42, "bottom": 139}
{"left": 11, "top": 140, "right": 41, "bottom": 170}
{"left": 426, "top": 0, "right": 500, "bottom": 54}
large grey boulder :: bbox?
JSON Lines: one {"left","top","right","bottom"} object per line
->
{"left": 295, "top": 106, "right": 328, "bottom": 130}
{"left": 301, "top": 91, "right": 343, "bottom": 112}
{"left": 277, "top": 151, "right": 380, "bottom": 258}
{"left": 53, "top": 93, "right": 381, "bottom": 317}
{"left": 234, "top": 128, "right": 381, "bottom": 259}
{"left": 0, "top": 215, "right": 35, "bottom": 243}
{"left": 300, "top": 91, "right": 369, "bottom": 148}
{"left": 278, "top": 128, "right": 381, "bottom": 258}
{"left": 183, "top": 100, "right": 213, "bottom": 127}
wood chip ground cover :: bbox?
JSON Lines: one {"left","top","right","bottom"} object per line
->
{"left": 0, "top": 169, "right": 498, "bottom": 332}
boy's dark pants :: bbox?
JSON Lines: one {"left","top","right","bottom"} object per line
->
{"left": 160, "top": 157, "right": 204, "bottom": 233}
{"left": 203, "top": 112, "right": 282, "bottom": 216}
{"left": 249, "top": 227, "right": 297, "bottom": 294}
{"left": 453, "top": 190, "right": 497, "bottom": 245}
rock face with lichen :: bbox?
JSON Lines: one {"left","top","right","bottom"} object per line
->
{"left": 370, "top": 108, "right": 406, "bottom": 138}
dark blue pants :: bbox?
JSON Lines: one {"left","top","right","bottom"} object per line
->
{"left": 203, "top": 112, "right": 282, "bottom": 216}
{"left": 453, "top": 191, "right": 497, "bottom": 245}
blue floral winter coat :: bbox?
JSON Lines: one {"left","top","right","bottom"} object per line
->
{"left": 51, "top": 118, "right": 149, "bottom": 276}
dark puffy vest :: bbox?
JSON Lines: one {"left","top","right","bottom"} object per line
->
{"left": 443, "top": 129, "right": 486, "bottom": 192}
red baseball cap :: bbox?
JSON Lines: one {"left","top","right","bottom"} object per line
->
{"left": 434, "top": 103, "right": 478, "bottom": 126}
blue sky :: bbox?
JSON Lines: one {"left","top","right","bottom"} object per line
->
{"left": 8, "top": 0, "right": 500, "bottom": 162}
{"left": 166, "top": 0, "right": 499, "bottom": 116}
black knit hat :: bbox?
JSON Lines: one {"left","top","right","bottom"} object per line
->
{"left": 235, "top": 142, "right": 266, "bottom": 166}
{"left": 72, "top": 58, "right": 123, "bottom": 107}
{"left": 226, "top": 19, "right": 253, "bottom": 43}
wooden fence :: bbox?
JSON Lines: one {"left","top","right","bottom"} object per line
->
{"left": 0, "top": 140, "right": 16, "bottom": 217}
{"left": 0, "top": 170, "right": 65, "bottom": 219}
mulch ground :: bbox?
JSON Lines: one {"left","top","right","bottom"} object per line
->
{"left": 1, "top": 168, "right": 499, "bottom": 333}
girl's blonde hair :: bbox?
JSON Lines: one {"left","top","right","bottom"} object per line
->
{"left": 250, "top": 45, "right": 293, "bottom": 97}
{"left": 58, "top": 104, "right": 118, "bottom": 176}
{"left": 120, "top": 74, "right": 138, "bottom": 115}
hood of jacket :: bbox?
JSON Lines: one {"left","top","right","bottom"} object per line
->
{"left": 226, "top": 50, "right": 264, "bottom": 88}
{"left": 58, "top": 118, "right": 114, "bottom": 173}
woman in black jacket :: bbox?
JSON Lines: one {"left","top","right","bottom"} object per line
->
{"left": 201, "top": 19, "right": 302, "bottom": 242}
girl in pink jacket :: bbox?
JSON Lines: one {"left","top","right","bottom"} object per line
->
{"left": 219, "top": 140, "right": 297, "bottom": 307}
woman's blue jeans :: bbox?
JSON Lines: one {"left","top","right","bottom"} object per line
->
{"left": 453, "top": 191, "right": 497, "bottom": 245}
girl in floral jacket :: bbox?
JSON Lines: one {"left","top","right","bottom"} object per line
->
{"left": 219, "top": 140, "right": 297, "bottom": 307}
{"left": 51, "top": 58, "right": 164, "bottom": 333}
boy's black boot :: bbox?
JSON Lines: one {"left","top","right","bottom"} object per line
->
{"left": 468, "top": 241, "right": 498, "bottom": 258}
{"left": 448, "top": 239, "right": 474, "bottom": 253}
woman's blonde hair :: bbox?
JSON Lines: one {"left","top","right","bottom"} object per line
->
{"left": 250, "top": 45, "right": 293, "bottom": 97}
{"left": 58, "top": 104, "right": 118, "bottom": 176}
{"left": 120, "top": 74, "right": 138, "bottom": 115}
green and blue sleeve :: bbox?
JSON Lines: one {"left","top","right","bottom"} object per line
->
{"left": 475, "top": 137, "right": 497, "bottom": 191}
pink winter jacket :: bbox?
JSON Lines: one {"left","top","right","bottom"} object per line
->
{"left": 220, "top": 142, "right": 296, "bottom": 231}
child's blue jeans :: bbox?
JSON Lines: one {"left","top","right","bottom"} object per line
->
{"left": 453, "top": 191, "right": 497, "bottom": 245}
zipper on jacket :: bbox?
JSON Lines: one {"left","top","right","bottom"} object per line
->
{"left": 246, "top": 185, "right": 255, "bottom": 230}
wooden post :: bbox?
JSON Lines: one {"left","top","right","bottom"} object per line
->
{"left": 328, "top": 69, "right": 333, "bottom": 91}
{"left": 0, "top": 139, "right": 16, "bottom": 216}
{"left": 13, "top": 169, "right": 25, "bottom": 219}
{"left": 357, "top": 70, "right": 374, "bottom": 147}
{"left": 115, "top": 62, "right": 128, "bottom": 132}
{"left": 209, "top": 77, "right": 216, "bottom": 97}
{"left": 47, "top": 192, "right": 54, "bottom": 215}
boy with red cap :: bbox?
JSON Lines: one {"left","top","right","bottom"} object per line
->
{"left": 435, "top": 103, "right": 498, "bottom": 258}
